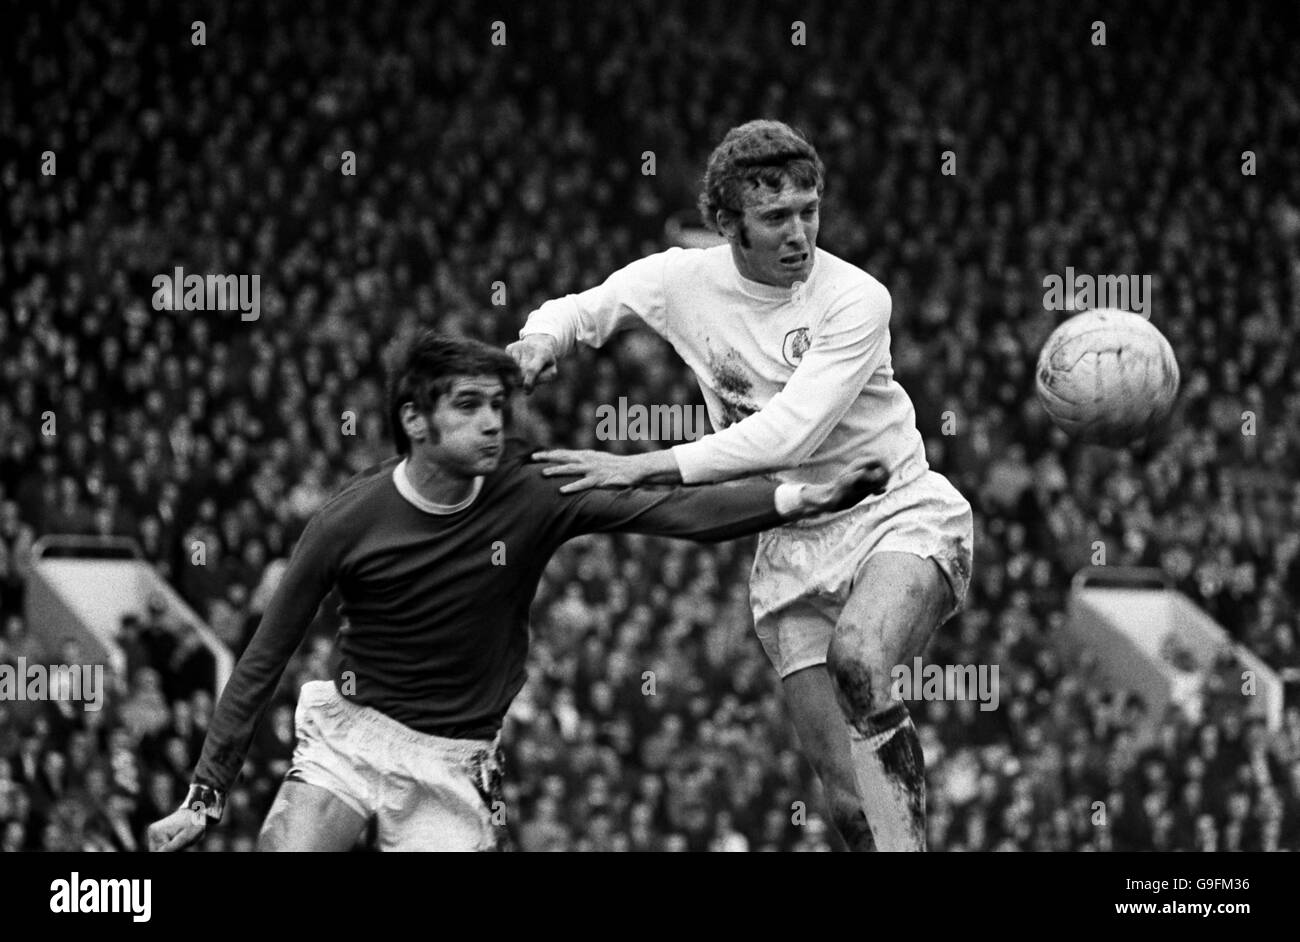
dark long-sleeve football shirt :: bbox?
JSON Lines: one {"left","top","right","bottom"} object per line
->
{"left": 194, "top": 438, "right": 786, "bottom": 791}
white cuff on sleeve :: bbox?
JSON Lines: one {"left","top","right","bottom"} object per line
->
{"left": 773, "top": 483, "right": 806, "bottom": 518}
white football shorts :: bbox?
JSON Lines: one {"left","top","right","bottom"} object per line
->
{"left": 751, "top": 456, "right": 974, "bottom": 678}
{"left": 285, "top": 680, "right": 506, "bottom": 851}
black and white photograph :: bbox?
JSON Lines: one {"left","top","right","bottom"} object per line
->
{"left": 1, "top": 0, "right": 1297, "bottom": 917}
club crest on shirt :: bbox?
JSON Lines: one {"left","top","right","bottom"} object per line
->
{"left": 782, "top": 327, "right": 811, "bottom": 366}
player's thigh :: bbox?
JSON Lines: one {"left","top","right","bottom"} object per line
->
{"left": 258, "top": 780, "right": 368, "bottom": 852}
{"left": 828, "top": 551, "right": 954, "bottom": 696}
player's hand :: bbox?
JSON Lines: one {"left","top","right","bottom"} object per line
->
{"left": 506, "top": 335, "right": 560, "bottom": 393}
{"left": 147, "top": 805, "right": 208, "bottom": 852}
{"left": 533, "top": 449, "right": 644, "bottom": 493}
{"left": 802, "top": 458, "right": 889, "bottom": 515}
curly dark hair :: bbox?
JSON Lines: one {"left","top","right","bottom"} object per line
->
{"left": 697, "top": 120, "right": 825, "bottom": 232}
{"left": 384, "top": 330, "right": 521, "bottom": 454}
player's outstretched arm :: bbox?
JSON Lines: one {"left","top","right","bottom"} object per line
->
{"left": 148, "top": 514, "right": 339, "bottom": 851}
{"left": 555, "top": 456, "right": 888, "bottom": 543}
{"left": 533, "top": 446, "right": 681, "bottom": 493}
{"left": 510, "top": 252, "right": 673, "bottom": 391}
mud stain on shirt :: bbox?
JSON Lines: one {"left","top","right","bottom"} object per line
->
{"left": 708, "top": 346, "right": 759, "bottom": 428}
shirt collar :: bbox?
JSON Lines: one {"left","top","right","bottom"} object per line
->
{"left": 393, "top": 458, "right": 483, "bottom": 514}
{"left": 731, "top": 250, "right": 819, "bottom": 302}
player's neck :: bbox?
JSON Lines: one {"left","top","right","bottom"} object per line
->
{"left": 403, "top": 452, "right": 478, "bottom": 505}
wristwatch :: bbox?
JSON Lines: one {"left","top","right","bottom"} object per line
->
{"left": 182, "top": 782, "right": 226, "bottom": 822}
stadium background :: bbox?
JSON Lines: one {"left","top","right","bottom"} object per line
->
{"left": 2, "top": 0, "right": 1299, "bottom": 851}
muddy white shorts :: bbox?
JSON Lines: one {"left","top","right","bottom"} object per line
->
{"left": 751, "top": 458, "right": 974, "bottom": 678}
{"left": 286, "top": 680, "right": 507, "bottom": 851}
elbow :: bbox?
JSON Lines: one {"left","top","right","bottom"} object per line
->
{"left": 767, "top": 437, "right": 818, "bottom": 471}
{"left": 753, "top": 424, "right": 822, "bottom": 471}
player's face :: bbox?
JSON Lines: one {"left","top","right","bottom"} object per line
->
{"left": 425, "top": 376, "right": 507, "bottom": 476}
{"left": 724, "top": 182, "right": 819, "bottom": 288}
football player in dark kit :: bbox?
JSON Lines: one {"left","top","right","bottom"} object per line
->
{"left": 149, "top": 331, "right": 888, "bottom": 851}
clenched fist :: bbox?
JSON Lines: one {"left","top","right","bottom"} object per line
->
{"left": 802, "top": 457, "right": 890, "bottom": 514}
{"left": 505, "top": 334, "right": 560, "bottom": 392}
{"left": 147, "top": 804, "right": 208, "bottom": 852}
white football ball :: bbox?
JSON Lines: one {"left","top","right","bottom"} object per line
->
{"left": 1035, "top": 308, "right": 1180, "bottom": 445}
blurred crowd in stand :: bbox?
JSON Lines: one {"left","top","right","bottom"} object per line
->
{"left": 2, "top": 0, "right": 1298, "bottom": 850}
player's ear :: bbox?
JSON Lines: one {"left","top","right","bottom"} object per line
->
{"left": 716, "top": 208, "right": 740, "bottom": 241}
{"left": 400, "top": 402, "right": 430, "bottom": 444}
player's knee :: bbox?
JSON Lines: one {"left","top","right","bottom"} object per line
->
{"left": 826, "top": 631, "right": 891, "bottom": 719}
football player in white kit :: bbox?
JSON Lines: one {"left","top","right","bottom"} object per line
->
{"left": 510, "top": 120, "right": 973, "bottom": 851}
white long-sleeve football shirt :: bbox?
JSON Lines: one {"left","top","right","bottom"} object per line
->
{"left": 520, "top": 245, "right": 928, "bottom": 488}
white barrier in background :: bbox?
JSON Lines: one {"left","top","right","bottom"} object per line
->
{"left": 1057, "top": 566, "right": 1283, "bottom": 739}
{"left": 26, "top": 536, "right": 234, "bottom": 697}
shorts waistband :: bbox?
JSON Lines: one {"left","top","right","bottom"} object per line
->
{"left": 307, "top": 681, "right": 498, "bottom": 760}
{"left": 882, "top": 452, "right": 929, "bottom": 492}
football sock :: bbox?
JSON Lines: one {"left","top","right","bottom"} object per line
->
{"left": 847, "top": 703, "right": 927, "bottom": 851}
